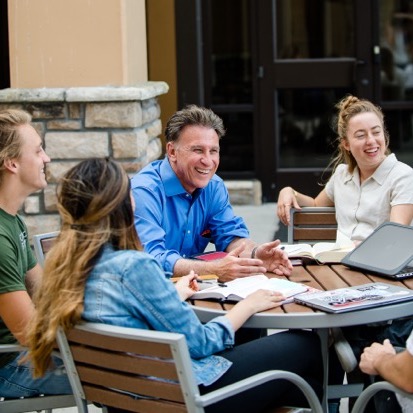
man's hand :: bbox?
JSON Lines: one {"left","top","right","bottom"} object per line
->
{"left": 174, "top": 242, "right": 292, "bottom": 282}
{"left": 359, "top": 339, "right": 396, "bottom": 375}
{"left": 213, "top": 244, "right": 267, "bottom": 282}
{"left": 254, "top": 240, "right": 293, "bottom": 276}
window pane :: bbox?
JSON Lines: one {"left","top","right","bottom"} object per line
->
{"left": 278, "top": 88, "right": 352, "bottom": 169}
{"left": 218, "top": 112, "right": 253, "bottom": 173}
{"left": 210, "top": 0, "right": 252, "bottom": 104}
{"left": 379, "top": 1, "right": 413, "bottom": 101}
{"left": 276, "top": 0, "right": 354, "bottom": 59}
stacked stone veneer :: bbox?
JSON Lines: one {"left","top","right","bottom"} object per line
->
{"left": 0, "top": 82, "right": 169, "bottom": 241}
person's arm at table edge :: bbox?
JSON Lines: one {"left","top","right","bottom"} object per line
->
{"left": 360, "top": 340, "right": 413, "bottom": 393}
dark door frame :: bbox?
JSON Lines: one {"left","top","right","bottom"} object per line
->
{"left": 254, "top": 0, "right": 377, "bottom": 200}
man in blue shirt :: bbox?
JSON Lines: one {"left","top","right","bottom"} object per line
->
{"left": 131, "top": 105, "right": 292, "bottom": 281}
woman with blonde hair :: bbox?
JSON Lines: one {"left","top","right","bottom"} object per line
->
{"left": 277, "top": 95, "right": 413, "bottom": 413}
{"left": 278, "top": 94, "right": 413, "bottom": 240}
{"left": 28, "top": 158, "right": 323, "bottom": 413}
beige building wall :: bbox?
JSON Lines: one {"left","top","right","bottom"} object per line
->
{"left": 147, "top": 0, "right": 177, "bottom": 146}
{"left": 7, "top": 0, "right": 147, "bottom": 88}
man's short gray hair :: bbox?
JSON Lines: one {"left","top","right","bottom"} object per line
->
{"left": 165, "top": 105, "right": 226, "bottom": 142}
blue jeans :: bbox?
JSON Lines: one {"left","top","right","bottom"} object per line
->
{"left": 0, "top": 351, "right": 72, "bottom": 398}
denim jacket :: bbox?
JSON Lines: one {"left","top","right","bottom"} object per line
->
{"left": 82, "top": 245, "right": 234, "bottom": 386}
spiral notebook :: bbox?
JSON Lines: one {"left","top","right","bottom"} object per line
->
{"left": 341, "top": 222, "right": 413, "bottom": 279}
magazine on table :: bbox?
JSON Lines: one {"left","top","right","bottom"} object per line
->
{"left": 294, "top": 282, "right": 413, "bottom": 313}
{"left": 190, "top": 274, "right": 308, "bottom": 302}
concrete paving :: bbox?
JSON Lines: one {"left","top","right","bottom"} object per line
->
{"left": 233, "top": 202, "right": 280, "bottom": 244}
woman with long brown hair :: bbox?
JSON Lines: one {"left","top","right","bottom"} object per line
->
{"left": 28, "top": 158, "right": 323, "bottom": 413}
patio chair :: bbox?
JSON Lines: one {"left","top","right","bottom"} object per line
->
{"left": 351, "top": 380, "right": 413, "bottom": 413}
{"left": 0, "top": 343, "right": 75, "bottom": 413}
{"left": 288, "top": 207, "right": 337, "bottom": 244}
{"left": 32, "top": 231, "right": 59, "bottom": 267}
{"left": 56, "top": 322, "right": 323, "bottom": 413}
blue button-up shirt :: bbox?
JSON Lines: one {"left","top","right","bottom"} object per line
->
{"left": 82, "top": 245, "right": 234, "bottom": 386}
{"left": 131, "top": 157, "right": 249, "bottom": 275}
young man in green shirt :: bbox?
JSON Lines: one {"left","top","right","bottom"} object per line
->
{"left": 0, "top": 109, "right": 71, "bottom": 397}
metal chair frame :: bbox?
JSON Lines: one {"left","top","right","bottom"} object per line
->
{"left": 351, "top": 380, "right": 413, "bottom": 413}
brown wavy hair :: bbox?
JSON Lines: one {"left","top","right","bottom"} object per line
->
{"left": 28, "top": 158, "right": 141, "bottom": 376}
{"left": 328, "top": 95, "right": 390, "bottom": 174}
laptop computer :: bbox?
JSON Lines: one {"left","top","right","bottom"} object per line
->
{"left": 294, "top": 282, "right": 413, "bottom": 313}
{"left": 341, "top": 222, "right": 413, "bottom": 280}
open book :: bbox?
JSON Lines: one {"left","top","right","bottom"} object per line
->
{"left": 190, "top": 274, "right": 308, "bottom": 302}
{"left": 294, "top": 282, "right": 413, "bottom": 313}
{"left": 283, "top": 230, "right": 354, "bottom": 263}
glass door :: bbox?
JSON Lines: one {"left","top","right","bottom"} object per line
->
{"left": 255, "top": 0, "right": 375, "bottom": 199}
{"left": 202, "top": 0, "right": 255, "bottom": 178}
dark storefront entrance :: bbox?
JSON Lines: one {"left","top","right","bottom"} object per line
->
{"left": 176, "top": 0, "right": 413, "bottom": 201}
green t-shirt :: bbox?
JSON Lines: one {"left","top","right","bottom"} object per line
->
{"left": 0, "top": 208, "right": 37, "bottom": 366}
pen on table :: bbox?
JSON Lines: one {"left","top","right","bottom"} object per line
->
{"left": 171, "top": 274, "right": 219, "bottom": 283}
{"left": 197, "top": 279, "right": 217, "bottom": 285}
{"left": 196, "top": 279, "right": 227, "bottom": 287}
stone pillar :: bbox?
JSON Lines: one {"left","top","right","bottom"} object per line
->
{"left": 0, "top": 82, "right": 168, "bottom": 240}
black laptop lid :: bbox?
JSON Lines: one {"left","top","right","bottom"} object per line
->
{"left": 341, "top": 222, "right": 413, "bottom": 276}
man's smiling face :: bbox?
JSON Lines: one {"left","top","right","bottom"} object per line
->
{"left": 167, "top": 125, "right": 220, "bottom": 194}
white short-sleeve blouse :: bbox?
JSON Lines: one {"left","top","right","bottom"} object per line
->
{"left": 325, "top": 154, "right": 413, "bottom": 241}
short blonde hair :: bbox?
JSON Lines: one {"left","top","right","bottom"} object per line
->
{"left": 0, "top": 109, "right": 32, "bottom": 184}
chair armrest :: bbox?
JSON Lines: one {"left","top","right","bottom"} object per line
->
{"left": 351, "top": 381, "right": 413, "bottom": 413}
{"left": 195, "top": 370, "right": 322, "bottom": 413}
{"left": 0, "top": 344, "right": 26, "bottom": 353}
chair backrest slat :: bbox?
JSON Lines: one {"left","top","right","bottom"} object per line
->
{"left": 68, "top": 328, "right": 174, "bottom": 358}
{"left": 77, "top": 365, "right": 184, "bottom": 402}
{"left": 293, "top": 228, "right": 337, "bottom": 241}
{"left": 82, "top": 384, "right": 187, "bottom": 413}
{"left": 293, "top": 212, "right": 337, "bottom": 225}
{"left": 71, "top": 345, "right": 179, "bottom": 379}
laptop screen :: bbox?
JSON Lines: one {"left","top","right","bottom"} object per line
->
{"left": 341, "top": 222, "right": 413, "bottom": 276}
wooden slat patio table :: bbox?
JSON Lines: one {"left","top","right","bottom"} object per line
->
{"left": 191, "top": 264, "right": 413, "bottom": 412}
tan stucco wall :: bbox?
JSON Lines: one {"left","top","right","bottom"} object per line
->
{"left": 147, "top": 0, "right": 177, "bottom": 146}
{"left": 8, "top": 0, "right": 147, "bottom": 88}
